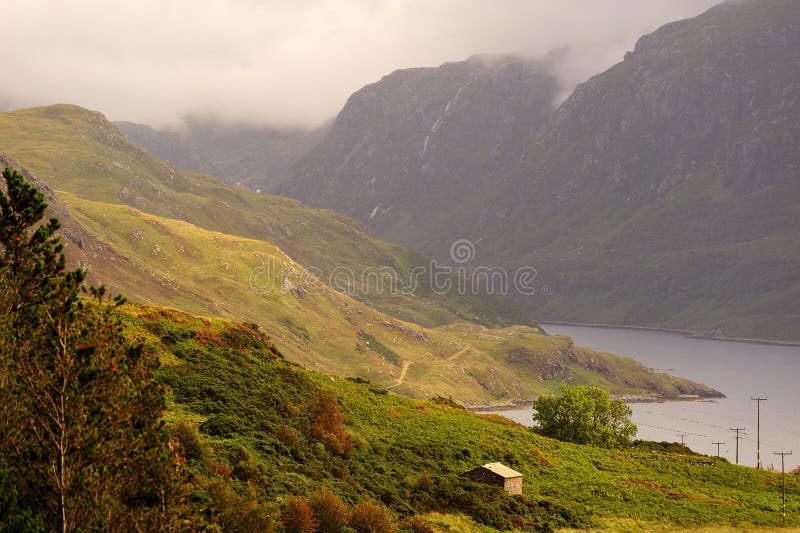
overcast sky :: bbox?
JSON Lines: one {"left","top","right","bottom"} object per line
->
{"left": 3, "top": 0, "right": 721, "bottom": 129}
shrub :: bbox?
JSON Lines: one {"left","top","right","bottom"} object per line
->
{"left": 233, "top": 460, "right": 261, "bottom": 482}
{"left": 310, "top": 487, "right": 350, "bottom": 533}
{"left": 400, "top": 516, "right": 434, "bottom": 533}
{"left": 311, "top": 391, "right": 354, "bottom": 456}
{"left": 207, "top": 461, "right": 233, "bottom": 478}
{"left": 278, "top": 424, "right": 301, "bottom": 446}
{"left": 208, "top": 480, "right": 279, "bottom": 532}
{"left": 349, "top": 501, "right": 396, "bottom": 533}
{"left": 202, "top": 414, "right": 243, "bottom": 437}
{"left": 283, "top": 496, "right": 319, "bottom": 533}
{"left": 172, "top": 420, "right": 206, "bottom": 461}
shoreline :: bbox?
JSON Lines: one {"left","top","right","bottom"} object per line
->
{"left": 467, "top": 395, "right": 717, "bottom": 413}
{"left": 537, "top": 320, "right": 800, "bottom": 347}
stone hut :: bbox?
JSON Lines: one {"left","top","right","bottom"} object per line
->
{"left": 461, "top": 462, "right": 523, "bottom": 495}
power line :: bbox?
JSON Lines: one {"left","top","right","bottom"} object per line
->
{"left": 730, "top": 427, "right": 746, "bottom": 465}
{"left": 773, "top": 451, "right": 792, "bottom": 525}
{"left": 752, "top": 396, "right": 767, "bottom": 469}
{"left": 712, "top": 441, "right": 725, "bottom": 458}
{"left": 634, "top": 422, "right": 707, "bottom": 438}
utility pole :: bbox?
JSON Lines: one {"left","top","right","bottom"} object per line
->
{"left": 752, "top": 396, "right": 767, "bottom": 469}
{"left": 773, "top": 451, "right": 792, "bottom": 525}
{"left": 730, "top": 427, "right": 745, "bottom": 465}
{"left": 677, "top": 433, "right": 688, "bottom": 446}
{"left": 713, "top": 441, "right": 725, "bottom": 458}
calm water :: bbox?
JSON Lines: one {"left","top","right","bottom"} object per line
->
{"left": 494, "top": 324, "right": 800, "bottom": 471}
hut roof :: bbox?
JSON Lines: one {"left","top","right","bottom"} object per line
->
{"left": 481, "top": 462, "right": 522, "bottom": 478}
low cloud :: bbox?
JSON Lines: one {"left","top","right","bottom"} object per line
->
{"left": 3, "top": 0, "right": 719, "bottom": 128}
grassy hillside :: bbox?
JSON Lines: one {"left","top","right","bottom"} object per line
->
{"left": 61, "top": 194, "right": 716, "bottom": 404}
{"left": 127, "top": 306, "right": 798, "bottom": 531}
{"left": 0, "top": 104, "right": 524, "bottom": 329}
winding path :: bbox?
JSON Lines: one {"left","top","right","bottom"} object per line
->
{"left": 446, "top": 343, "right": 471, "bottom": 361}
{"left": 387, "top": 343, "right": 471, "bottom": 390}
{"left": 387, "top": 360, "right": 412, "bottom": 389}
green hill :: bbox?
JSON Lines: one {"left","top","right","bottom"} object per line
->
{"left": 130, "top": 305, "right": 797, "bottom": 531}
{"left": 0, "top": 104, "right": 523, "bottom": 330}
{"left": 60, "top": 193, "right": 715, "bottom": 404}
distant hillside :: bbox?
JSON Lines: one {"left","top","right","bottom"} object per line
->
{"left": 116, "top": 117, "right": 326, "bottom": 191}
{"left": 277, "top": 1, "right": 800, "bottom": 343}
{"left": 57, "top": 191, "right": 719, "bottom": 403}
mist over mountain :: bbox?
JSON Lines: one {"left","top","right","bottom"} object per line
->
{"left": 116, "top": 118, "right": 327, "bottom": 190}
{"left": 277, "top": 0, "right": 800, "bottom": 342}
{"left": 3, "top": 0, "right": 717, "bottom": 127}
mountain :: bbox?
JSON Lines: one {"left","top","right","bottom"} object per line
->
{"left": 116, "top": 117, "right": 326, "bottom": 191}
{"left": 278, "top": 53, "right": 561, "bottom": 248}
{"left": 476, "top": 0, "right": 800, "bottom": 341}
{"left": 0, "top": 104, "right": 719, "bottom": 404}
{"left": 278, "top": 0, "right": 800, "bottom": 343}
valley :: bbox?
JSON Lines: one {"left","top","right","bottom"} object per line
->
{"left": 2, "top": 1, "right": 798, "bottom": 530}
{"left": 0, "top": 104, "right": 717, "bottom": 406}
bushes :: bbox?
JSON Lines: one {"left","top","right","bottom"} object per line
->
{"left": 172, "top": 420, "right": 206, "bottom": 461}
{"left": 202, "top": 414, "right": 245, "bottom": 438}
{"left": 283, "top": 496, "right": 319, "bottom": 533}
{"left": 207, "top": 480, "right": 278, "bottom": 532}
{"left": 281, "top": 494, "right": 397, "bottom": 533}
{"left": 310, "top": 488, "right": 350, "bottom": 533}
{"left": 349, "top": 501, "right": 396, "bottom": 533}
{"left": 311, "top": 391, "right": 354, "bottom": 457}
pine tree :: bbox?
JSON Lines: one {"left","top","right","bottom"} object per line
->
{"left": 0, "top": 167, "right": 178, "bottom": 531}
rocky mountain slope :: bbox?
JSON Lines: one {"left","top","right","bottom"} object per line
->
{"left": 279, "top": 54, "right": 561, "bottom": 247}
{"left": 278, "top": 0, "right": 800, "bottom": 342}
{"left": 476, "top": 0, "right": 800, "bottom": 341}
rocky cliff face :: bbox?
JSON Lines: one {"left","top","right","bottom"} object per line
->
{"left": 467, "top": 0, "right": 800, "bottom": 340}
{"left": 516, "top": 0, "right": 800, "bottom": 204}
{"left": 280, "top": 54, "right": 561, "bottom": 246}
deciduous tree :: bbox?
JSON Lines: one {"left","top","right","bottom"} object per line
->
{"left": 532, "top": 384, "right": 636, "bottom": 448}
